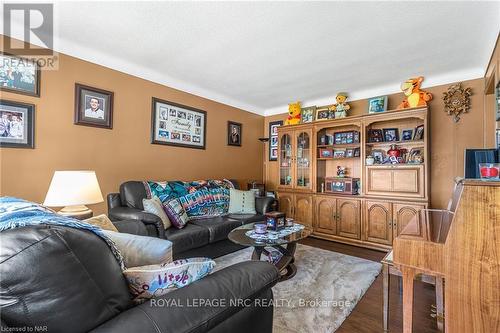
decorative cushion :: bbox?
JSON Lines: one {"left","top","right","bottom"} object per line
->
{"left": 143, "top": 197, "right": 172, "bottom": 229}
{"left": 84, "top": 214, "right": 118, "bottom": 232}
{"left": 228, "top": 188, "right": 257, "bottom": 214}
{"left": 124, "top": 257, "right": 215, "bottom": 301}
{"left": 103, "top": 230, "right": 173, "bottom": 268}
{"left": 162, "top": 198, "right": 189, "bottom": 229}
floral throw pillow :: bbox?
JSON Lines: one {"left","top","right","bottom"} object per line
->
{"left": 124, "top": 257, "right": 216, "bottom": 301}
{"left": 162, "top": 198, "right": 189, "bottom": 229}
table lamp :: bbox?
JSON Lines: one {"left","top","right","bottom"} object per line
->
{"left": 43, "top": 170, "right": 104, "bottom": 219}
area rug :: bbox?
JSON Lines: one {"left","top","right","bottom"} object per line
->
{"left": 214, "top": 244, "right": 381, "bottom": 333}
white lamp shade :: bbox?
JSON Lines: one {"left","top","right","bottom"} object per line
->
{"left": 43, "top": 171, "right": 104, "bottom": 207}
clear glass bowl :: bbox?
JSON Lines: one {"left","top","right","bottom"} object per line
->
{"left": 478, "top": 163, "right": 500, "bottom": 180}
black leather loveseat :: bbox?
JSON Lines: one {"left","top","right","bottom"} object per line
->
{"left": 108, "top": 180, "right": 275, "bottom": 259}
{"left": 0, "top": 225, "right": 279, "bottom": 333}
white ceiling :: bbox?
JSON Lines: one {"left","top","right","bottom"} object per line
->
{"left": 3, "top": 1, "right": 500, "bottom": 116}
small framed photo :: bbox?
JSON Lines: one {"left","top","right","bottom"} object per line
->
{"left": 354, "top": 148, "right": 360, "bottom": 157}
{"left": 74, "top": 84, "right": 114, "bottom": 129}
{"left": 316, "top": 108, "right": 330, "bottom": 121}
{"left": 301, "top": 106, "right": 316, "bottom": 123}
{"left": 319, "top": 148, "right": 333, "bottom": 158}
{"left": 333, "top": 149, "right": 346, "bottom": 158}
{"left": 269, "top": 120, "right": 283, "bottom": 161}
{"left": 228, "top": 121, "right": 242, "bottom": 146}
{"left": 383, "top": 128, "right": 399, "bottom": 142}
{"left": 0, "top": 52, "right": 40, "bottom": 97}
{"left": 346, "top": 148, "right": 354, "bottom": 158}
{"left": 0, "top": 100, "right": 35, "bottom": 148}
{"left": 368, "top": 129, "right": 384, "bottom": 142}
{"left": 151, "top": 98, "right": 206, "bottom": 149}
{"left": 413, "top": 125, "right": 424, "bottom": 140}
{"left": 368, "top": 96, "right": 388, "bottom": 114}
{"left": 401, "top": 129, "right": 414, "bottom": 141}
{"left": 372, "top": 149, "right": 385, "bottom": 164}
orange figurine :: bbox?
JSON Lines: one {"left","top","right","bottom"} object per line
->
{"left": 398, "top": 76, "right": 433, "bottom": 109}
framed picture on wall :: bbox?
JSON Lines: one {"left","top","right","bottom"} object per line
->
{"left": 74, "top": 84, "right": 114, "bottom": 129}
{"left": 227, "top": 121, "right": 242, "bottom": 146}
{"left": 151, "top": 97, "right": 207, "bottom": 149}
{"left": 0, "top": 99, "right": 35, "bottom": 148}
{"left": 0, "top": 52, "right": 40, "bottom": 97}
{"left": 268, "top": 120, "right": 283, "bottom": 161}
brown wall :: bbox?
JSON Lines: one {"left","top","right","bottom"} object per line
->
{"left": 263, "top": 78, "right": 487, "bottom": 209}
{"left": 485, "top": 35, "right": 500, "bottom": 146}
{"left": 0, "top": 37, "right": 264, "bottom": 215}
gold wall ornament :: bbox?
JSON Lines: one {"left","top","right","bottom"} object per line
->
{"left": 443, "top": 83, "right": 472, "bottom": 122}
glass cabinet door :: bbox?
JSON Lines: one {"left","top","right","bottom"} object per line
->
{"left": 279, "top": 133, "right": 293, "bottom": 186}
{"left": 296, "top": 131, "right": 311, "bottom": 189}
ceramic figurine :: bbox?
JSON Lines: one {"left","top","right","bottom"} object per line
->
{"left": 285, "top": 101, "right": 302, "bottom": 125}
{"left": 398, "top": 76, "right": 433, "bottom": 109}
{"left": 337, "top": 166, "right": 347, "bottom": 177}
{"left": 329, "top": 92, "right": 351, "bottom": 118}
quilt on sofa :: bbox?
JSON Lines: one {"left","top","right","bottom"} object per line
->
{"left": 144, "top": 179, "right": 234, "bottom": 219}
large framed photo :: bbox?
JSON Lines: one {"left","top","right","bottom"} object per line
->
{"left": 151, "top": 98, "right": 206, "bottom": 149}
{"left": 0, "top": 100, "right": 35, "bottom": 148}
{"left": 0, "top": 52, "right": 40, "bottom": 97}
{"left": 227, "top": 121, "right": 242, "bottom": 146}
{"left": 268, "top": 120, "right": 282, "bottom": 161}
{"left": 74, "top": 84, "right": 114, "bottom": 129}
{"left": 301, "top": 106, "right": 316, "bottom": 123}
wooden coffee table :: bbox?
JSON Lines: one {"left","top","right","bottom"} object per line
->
{"left": 228, "top": 222, "right": 312, "bottom": 281}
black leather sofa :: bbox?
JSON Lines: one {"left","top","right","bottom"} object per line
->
{"left": 0, "top": 225, "right": 279, "bottom": 333}
{"left": 108, "top": 181, "right": 275, "bottom": 259}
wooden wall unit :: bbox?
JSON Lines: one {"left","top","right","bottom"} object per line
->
{"left": 276, "top": 107, "right": 429, "bottom": 251}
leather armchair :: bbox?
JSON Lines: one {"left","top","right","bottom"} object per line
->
{"left": 0, "top": 225, "right": 279, "bottom": 333}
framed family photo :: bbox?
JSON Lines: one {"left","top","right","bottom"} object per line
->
{"left": 227, "top": 121, "right": 242, "bottom": 146}
{"left": 74, "top": 84, "right": 114, "bottom": 129}
{"left": 0, "top": 100, "right": 35, "bottom": 148}
{"left": 0, "top": 52, "right": 40, "bottom": 97}
{"left": 268, "top": 120, "right": 282, "bottom": 161}
{"left": 151, "top": 97, "right": 206, "bottom": 149}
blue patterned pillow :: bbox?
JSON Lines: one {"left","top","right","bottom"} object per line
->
{"left": 124, "top": 257, "right": 215, "bottom": 301}
{"left": 162, "top": 198, "right": 189, "bottom": 229}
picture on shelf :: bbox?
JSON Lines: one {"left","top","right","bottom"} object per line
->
{"left": 413, "top": 125, "right": 424, "bottom": 140}
{"left": 383, "top": 128, "right": 399, "bottom": 142}
{"left": 371, "top": 149, "right": 385, "bottom": 164}
{"left": 346, "top": 148, "right": 354, "bottom": 158}
{"left": 319, "top": 148, "right": 333, "bottom": 158}
{"left": 354, "top": 148, "right": 360, "bottom": 157}
{"left": 315, "top": 107, "right": 330, "bottom": 121}
{"left": 401, "top": 129, "right": 414, "bottom": 141}
{"left": 334, "top": 131, "right": 359, "bottom": 145}
{"left": 368, "top": 129, "right": 384, "bottom": 142}
{"left": 368, "top": 96, "right": 388, "bottom": 114}
{"left": 301, "top": 106, "right": 316, "bottom": 123}
{"left": 333, "top": 149, "right": 346, "bottom": 158}
{"left": 408, "top": 147, "right": 424, "bottom": 164}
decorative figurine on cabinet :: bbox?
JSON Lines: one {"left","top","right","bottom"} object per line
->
{"left": 398, "top": 76, "right": 433, "bottom": 109}
{"left": 285, "top": 101, "right": 302, "bottom": 125}
{"left": 337, "top": 165, "right": 347, "bottom": 177}
{"left": 329, "top": 92, "right": 351, "bottom": 118}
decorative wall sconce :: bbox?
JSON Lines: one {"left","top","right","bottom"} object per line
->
{"left": 443, "top": 82, "right": 472, "bottom": 122}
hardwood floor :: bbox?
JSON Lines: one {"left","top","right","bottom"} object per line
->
{"left": 300, "top": 237, "right": 440, "bottom": 333}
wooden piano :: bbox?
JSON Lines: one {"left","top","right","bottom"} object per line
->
{"left": 392, "top": 179, "right": 500, "bottom": 333}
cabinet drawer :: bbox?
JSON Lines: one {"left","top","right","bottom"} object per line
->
{"left": 367, "top": 165, "right": 424, "bottom": 198}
